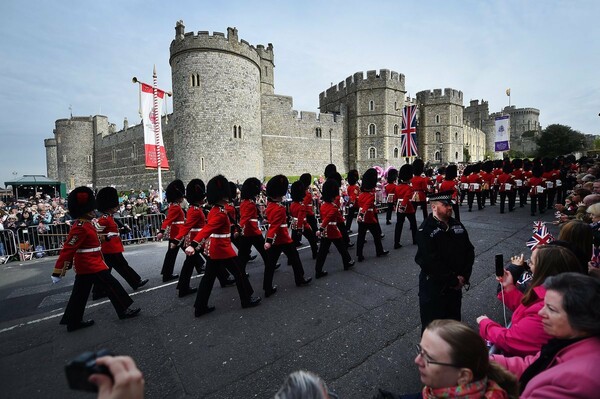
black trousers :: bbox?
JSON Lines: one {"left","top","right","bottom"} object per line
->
{"left": 546, "top": 188, "right": 556, "bottom": 210}
{"left": 236, "top": 234, "right": 268, "bottom": 273}
{"left": 394, "top": 212, "right": 417, "bottom": 246}
{"left": 194, "top": 257, "right": 253, "bottom": 310}
{"left": 315, "top": 237, "right": 352, "bottom": 273}
{"left": 452, "top": 203, "right": 461, "bottom": 222}
{"left": 160, "top": 244, "right": 180, "bottom": 277}
{"left": 386, "top": 203, "right": 394, "bottom": 222}
{"left": 60, "top": 270, "right": 133, "bottom": 326}
{"left": 467, "top": 191, "right": 483, "bottom": 210}
{"left": 305, "top": 214, "right": 319, "bottom": 236}
{"left": 356, "top": 222, "right": 384, "bottom": 258}
{"left": 418, "top": 271, "right": 462, "bottom": 335}
{"left": 530, "top": 194, "right": 546, "bottom": 216}
{"left": 412, "top": 201, "right": 428, "bottom": 221}
{"left": 345, "top": 206, "right": 358, "bottom": 232}
{"left": 177, "top": 250, "right": 206, "bottom": 290}
{"left": 292, "top": 228, "right": 319, "bottom": 258}
{"left": 518, "top": 187, "right": 528, "bottom": 207}
{"left": 92, "top": 252, "right": 142, "bottom": 296}
{"left": 338, "top": 222, "right": 351, "bottom": 246}
{"left": 263, "top": 242, "right": 306, "bottom": 291}
{"left": 499, "top": 191, "right": 516, "bottom": 213}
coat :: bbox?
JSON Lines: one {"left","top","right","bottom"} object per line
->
{"left": 491, "top": 336, "right": 600, "bottom": 399}
{"left": 265, "top": 200, "right": 293, "bottom": 245}
{"left": 357, "top": 190, "right": 378, "bottom": 224}
{"left": 190, "top": 205, "right": 236, "bottom": 259}
{"left": 97, "top": 214, "right": 125, "bottom": 254}
{"left": 239, "top": 199, "right": 262, "bottom": 237}
{"left": 319, "top": 201, "right": 344, "bottom": 239}
{"left": 53, "top": 219, "right": 109, "bottom": 276}
{"left": 479, "top": 285, "right": 552, "bottom": 356}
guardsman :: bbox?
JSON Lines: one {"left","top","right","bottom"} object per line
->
{"left": 394, "top": 164, "right": 418, "bottom": 248}
{"left": 92, "top": 187, "right": 149, "bottom": 300}
{"left": 263, "top": 175, "right": 312, "bottom": 298}
{"left": 52, "top": 187, "right": 140, "bottom": 332}
{"left": 185, "top": 175, "right": 261, "bottom": 317}
{"left": 384, "top": 168, "right": 398, "bottom": 225}
{"left": 356, "top": 168, "right": 389, "bottom": 262}
{"left": 497, "top": 162, "right": 516, "bottom": 214}
{"left": 410, "top": 159, "right": 429, "bottom": 221}
{"left": 290, "top": 181, "right": 319, "bottom": 259}
{"left": 480, "top": 161, "right": 494, "bottom": 206}
{"left": 528, "top": 164, "right": 546, "bottom": 216}
{"left": 299, "top": 173, "right": 319, "bottom": 233}
{"left": 157, "top": 180, "right": 186, "bottom": 282}
{"left": 439, "top": 164, "right": 460, "bottom": 222}
{"left": 328, "top": 171, "right": 353, "bottom": 248}
{"left": 467, "top": 163, "right": 484, "bottom": 211}
{"left": 314, "top": 178, "right": 354, "bottom": 278}
{"left": 511, "top": 158, "right": 527, "bottom": 208}
{"left": 344, "top": 169, "right": 360, "bottom": 233}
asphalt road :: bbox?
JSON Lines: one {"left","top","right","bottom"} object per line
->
{"left": 0, "top": 204, "right": 558, "bottom": 399}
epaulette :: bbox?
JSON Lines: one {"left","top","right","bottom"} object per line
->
{"left": 76, "top": 220, "right": 85, "bottom": 226}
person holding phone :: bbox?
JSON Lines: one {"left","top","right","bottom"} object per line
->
{"left": 89, "top": 356, "right": 145, "bottom": 399}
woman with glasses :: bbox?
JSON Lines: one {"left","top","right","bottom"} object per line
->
{"left": 477, "top": 245, "right": 582, "bottom": 357}
{"left": 492, "top": 273, "right": 600, "bottom": 398}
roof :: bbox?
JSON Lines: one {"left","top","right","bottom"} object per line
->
{"left": 4, "top": 175, "right": 62, "bottom": 186}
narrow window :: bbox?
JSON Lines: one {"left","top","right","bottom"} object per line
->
{"left": 87, "top": 155, "right": 93, "bottom": 163}
{"left": 435, "top": 132, "right": 441, "bottom": 142}
{"left": 368, "top": 147, "right": 376, "bottom": 159}
{"left": 264, "top": 66, "right": 268, "bottom": 77}
{"left": 455, "top": 115, "right": 458, "bottom": 123}
{"left": 238, "top": 126, "right": 242, "bottom": 139}
{"left": 132, "top": 142, "right": 136, "bottom": 160}
{"left": 435, "top": 115, "right": 440, "bottom": 124}
{"left": 368, "top": 124, "right": 376, "bottom": 135}
{"left": 112, "top": 148, "right": 117, "bottom": 164}
{"left": 233, "top": 125, "right": 238, "bottom": 138}
{"left": 393, "top": 148, "right": 399, "bottom": 158}
{"left": 394, "top": 124, "right": 399, "bottom": 135}
{"left": 200, "top": 157, "right": 205, "bottom": 172}
{"left": 62, "top": 154, "right": 67, "bottom": 163}
{"left": 369, "top": 100, "right": 374, "bottom": 111}
{"left": 455, "top": 132, "right": 458, "bottom": 141}
{"left": 455, "top": 151, "right": 459, "bottom": 160}
{"left": 394, "top": 101, "right": 398, "bottom": 111}
{"left": 435, "top": 151, "right": 441, "bottom": 161}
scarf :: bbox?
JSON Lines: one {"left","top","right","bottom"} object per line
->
{"left": 422, "top": 378, "right": 508, "bottom": 399}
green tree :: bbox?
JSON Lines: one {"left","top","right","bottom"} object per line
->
{"left": 594, "top": 136, "right": 600, "bottom": 150}
{"left": 535, "top": 124, "right": 585, "bottom": 158}
{"left": 463, "top": 147, "right": 471, "bottom": 163}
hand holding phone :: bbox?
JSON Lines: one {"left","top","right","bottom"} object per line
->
{"left": 495, "top": 254, "right": 504, "bottom": 277}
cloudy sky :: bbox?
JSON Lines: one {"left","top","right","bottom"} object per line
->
{"left": 1, "top": 0, "right": 599, "bottom": 188}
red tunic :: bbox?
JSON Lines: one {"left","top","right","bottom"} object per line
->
{"left": 97, "top": 214, "right": 124, "bottom": 254}
{"left": 289, "top": 201, "right": 311, "bottom": 231}
{"left": 302, "top": 190, "right": 315, "bottom": 216}
{"left": 497, "top": 173, "right": 515, "bottom": 192}
{"left": 174, "top": 205, "right": 206, "bottom": 244}
{"left": 53, "top": 219, "right": 109, "bottom": 276}
{"left": 161, "top": 203, "right": 185, "bottom": 238}
{"left": 528, "top": 176, "right": 545, "bottom": 196}
{"left": 347, "top": 184, "right": 360, "bottom": 206}
{"left": 384, "top": 183, "right": 397, "bottom": 203}
{"left": 394, "top": 183, "right": 416, "bottom": 213}
{"left": 319, "top": 202, "right": 344, "bottom": 239}
{"left": 410, "top": 175, "right": 429, "bottom": 202}
{"left": 239, "top": 199, "right": 262, "bottom": 237}
{"left": 191, "top": 206, "right": 236, "bottom": 259}
{"left": 439, "top": 180, "right": 459, "bottom": 201}
{"left": 357, "top": 190, "right": 378, "bottom": 224}
{"left": 467, "top": 174, "right": 483, "bottom": 192}
{"left": 265, "top": 201, "right": 293, "bottom": 245}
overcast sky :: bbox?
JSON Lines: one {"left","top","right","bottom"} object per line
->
{"left": 1, "top": 0, "right": 599, "bottom": 188}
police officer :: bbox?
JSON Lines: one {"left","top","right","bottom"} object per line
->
{"left": 415, "top": 191, "right": 474, "bottom": 334}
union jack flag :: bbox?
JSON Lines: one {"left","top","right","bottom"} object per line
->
{"left": 401, "top": 105, "right": 418, "bottom": 158}
{"left": 532, "top": 221, "right": 545, "bottom": 232}
{"left": 526, "top": 224, "right": 554, "bottom": 251}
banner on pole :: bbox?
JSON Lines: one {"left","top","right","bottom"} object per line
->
{"left": 401, "top": 105, "right": 418, "bottom": 158}
{"left": 141, "top": 83, "right": 169, "bottom": 169}
{"left": 494, "top": 115, "right": 510, "bottom": 152}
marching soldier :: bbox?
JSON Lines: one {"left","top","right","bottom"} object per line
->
{"left": 299, "top": 173, "right": 319, "bottom": 234}
{"left": 344, "top": 169, "right": 360, "bottom": 233}
{"left": 157, "top": 180, "right": 186, "bottom": 282}
{"left": 52, "top": 187, "right": 140, "bottom": 332}
{"left": 356, "top": 168, "right": 389, "bottom": 262}
{"left": 410, "top": 159, "right": 429, "bottom": 221}
{"left": 290, "top": 181, "right": 319, "bottom": 259}
{"left": 394, "top": 164, "right": 418, "bottom": 248}
{"left": 185, "top": 175, "right": 261, "bottom": 317}
{"left": 384, "top": 168, "right": 398, "bottom": 225}
{"left": 466, "top": 163, "right": 484, "bottom": 211}
{"left": 497, "top": 162, "right": 516, "bottom": 214}
{"left": 439, "top": 164, "right": 460, "bottom": 222}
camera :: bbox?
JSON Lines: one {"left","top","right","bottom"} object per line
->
{"left": 495, "top": 254, "right": 504, "bottom": 277}
{"left": 65, "top": 349, "right": 113, "bottom": 392}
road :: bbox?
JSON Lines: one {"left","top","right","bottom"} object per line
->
{"left": 0, "top": 204, "right": 556, "bottom": 398}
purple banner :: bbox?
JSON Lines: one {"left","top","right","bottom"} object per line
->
{"left": 495, "top": 141, "right": 510, "bottom": 152}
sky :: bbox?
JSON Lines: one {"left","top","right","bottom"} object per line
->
{"left": 1, "top": 0, "right": 599, "bottom": 188}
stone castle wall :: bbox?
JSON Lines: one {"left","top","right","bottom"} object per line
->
{"left": 44, "top": 138, "right": 58, "bottom": 180}
{"left": 54, "top": 117, "right": 95, "bottom": 188}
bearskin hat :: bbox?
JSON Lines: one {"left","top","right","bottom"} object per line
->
{"left": 186, "top": 179, "right": 206, "bottom": 204}
{"left": 321, "top": 178, "right": 340, "bottom": 203}
{"left": 523, "top": 159, "right": 532, "bottom": 172}
{"left": 493, "top": 159, "right": 503, "bottom": 169}
{"left": 240, "top": 177, "right": 262, "bottom": 200}
{"left": 290, "top": 180, "right": 306, "bottom": 202}
{"left": 387, "top": 168, "right": 398, "bottom": 184}
{"left": 502, "top": 163, "right": 513, "bottom": 174}
{"left": 445, "top": 164, "right": 458, "bottom": 180}
{"left": 482, "top": 160, "right": 494, "bottom": 173}
{"left": 68, "top": 186, "right": 96, "bottom": 218}
{"left": 96, "top": 187, "right": 119, "bottom": 213}
{"left": 463, "top": 165, "right": 472, "bottom": 176}
{"left": 532, "top": 165, "right": 543, "bottom": 178}
{"left": 512, "top": 158, "right": 523, "bottom": 169}
{"left": 324, "top": 163, "right": 337, "bottom": 179}
{"left": 472, "top": 163, "right": 481, "bottom": 173}
{"left": 361, "top": 168, "right": 378, "bottom": 191}
{"left": 299, "top": 173, "right": 312, "bottom": 189}
{"left": 399, "top": 164, "right": 414, "bottom": 182}
{"left": 266, "top": 175, "right": 289, "bottom": 199}
{"left": 437, "top": 166, "right": 446, "bottom": 176}
{"left": 206, "top": 175, "right": 231, "bottom": 205}
{"left": 347, "top": 169, "right": 359, "bottom": 185}
{"left": 166, "top": 179, "right": 185, "bottom": 203}
{"left": 228, "top": 182, "right": 238, "bottom": 201}
{"left": 329, "top": 171, "right": 343, "bottom": 186}
{"left": 412, "top": 158, "right": 425, "bottom": 175}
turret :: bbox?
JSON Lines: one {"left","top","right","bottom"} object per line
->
{"left": 44, "top": 138, "right": 58, "bottom": 180}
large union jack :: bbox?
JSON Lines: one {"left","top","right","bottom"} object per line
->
{"left": 401, "top": 105, "right": 418, "bottom": 157}
{"left": 526, "top": 224, "right": 554, "bottom": 251}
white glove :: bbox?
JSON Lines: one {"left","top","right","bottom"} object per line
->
{"left": 51, "top": 276, "right": 61, "bottom": 284}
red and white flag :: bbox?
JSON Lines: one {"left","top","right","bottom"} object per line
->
{"left": 141, "top": 83, "right": 169, "bottom": 169}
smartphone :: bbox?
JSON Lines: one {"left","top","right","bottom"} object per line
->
{"left": 65, "top": 349, "right": 112, "bottom": 392}
{"left": 495, "top": 254, "right": 504, "bottom": 277}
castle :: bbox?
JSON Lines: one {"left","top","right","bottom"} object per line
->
{"left": 44, "top": 21, "right": 541, "bottom": 191}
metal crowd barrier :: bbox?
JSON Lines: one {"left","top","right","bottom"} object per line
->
{"left": 113, "top": 213, "right": 165, "bottom": 245}
{"left": 0, "top": 230, "right": 19, "bottom": 264}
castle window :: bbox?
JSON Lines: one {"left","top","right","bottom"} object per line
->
{"left": 112, "top": 148, "right": 117, "bottom": 164}
{"left": 56, "top": 135, "right": 61, "bottom": 144}
{"left": 455, "top": 132, "right": 458, "bottom": 141}
{"left": 393, "top": 124, "right": 399, "bottom": 135}
{"left": 455, "top": 115, "right": 458, "bottom": 124}
{"left": 87, "top": 155, "right": 93, "bottom": 163}
{"left": 233, "top": 125, "right": 238, "bottom": 138}
{"left": 369, "top": 101, "right": 374, "bottom": 111}
{"left": 435, "top": 132, "right": 441, "bottom": 142}
{"left": 435, "top": 151, "right": 441, "bottom": 161}
{"left": 435, "top": 115, "right": 440, "bottom": 124}
{"left": 368, "top": 123, "right": 376, "bottom": 135}
{"left": 393, "top": 147, "right": 399, "bottom": 158}
{"left": 132, "top": 142, "right": 137, "bottom": 160}
{"left": 62, "top": 155, "right": 67, "bottom": 163}
{"left": 394, "top": 101, "right": 398, "bottom": 111}
{"left": 455, "top": 152, "right": 459, "bottom": 160}
{"left": 368, "top": 147, "right": 377, "bottom": 159}
{"left": 238, "top": 126, "right": 242, "bottom": 139}
{"left": 191, "top": 74, "right": 200, "bottom": 87}
{"left": 264, "top": 66, "right": 268, "bottom": 77}
{"left": 315, "top": 128, "right": 322, "bottom": 138}
{"left": 200, "top": 157, "right": 205, "bottom": 172}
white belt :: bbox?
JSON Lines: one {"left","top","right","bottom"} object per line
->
{"left": 327, "top": 222, "right": 337, "bottom": 225}
{"left": 76, "top": 247, "right": 102, "bottom": 253}
{"left": 210, "top": 233, "right": 229, "bottom": 238}
{"left": 366, "top": 208, "right": 374, "bottom": 212}
{"left": 172, "top": 221, "right": 185, "bottom": 225}
{"left": 280, "top": 224, "right": 288, "bottom": 228}
{"left": 249, "top": 219, "right": 258, "bottom": 222}
{"left": 190, "top": 228, "right": 202, "bottom": 232}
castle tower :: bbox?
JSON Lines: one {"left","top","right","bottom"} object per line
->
{"left": 416, "top": 88, "right": 464, "bottom": 164}
{"left": 169, "top": 22, "right": 265, "bottom": 182}
{"left": 44, "top": 138, "right": 58, "bottom": 180}
{"left": 464, "top": 99, "right": 495, "bottom": 155}
{"left": 319, "top": 69, "right": 406, "bottom": 172}
{"left": 53, "top": 117, "right": 95, "bottom": 189}
{"left": 256, "top": 43, "right": 274, "bottom": 95}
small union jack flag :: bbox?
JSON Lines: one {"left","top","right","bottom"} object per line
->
{"left": 401, "top": 105, "right": 418, "bottom": 158}
{"left": 526, "top": 224, "right": 554, "bottom": 251}
{"left": 532, "top": 221, "right": 545, "bottom": 232}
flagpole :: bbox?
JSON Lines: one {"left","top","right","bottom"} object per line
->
{"left": 152, "top": 65, "right": 163, "bottom": 203}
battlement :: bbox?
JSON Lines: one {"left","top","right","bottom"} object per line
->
{"left": 468, "top": 99, "right": 489, "bottom": 107}
{"left": 416, "top": 88, "right": 463, "bottom": 105}
{"left": 319, "top": 69, "right": 405, "bottom": 104}
{"left": 44, "top": 138, "right": 56, "bottom": 147}
{"left": 170, "top": 22, "right": 271, "bottom": 69}
{"left": 502, "top": 106, "right": 540, "bottom": 115}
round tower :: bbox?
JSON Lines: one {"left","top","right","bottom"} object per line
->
{"left": 54, "top": 117, "right": 94, "bottom": 189}
{"left": 44, "top": 138, "right": 58, "bottom": 180}
{"left": 169, "top": 22, "right": 264, "bottom": 182}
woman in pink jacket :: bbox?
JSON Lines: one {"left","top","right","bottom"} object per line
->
{"left": 477, "top": 245, "right": 582, "bottom": 356}
{"left": 491, "top": 273, "right": 600, "bottom": 399}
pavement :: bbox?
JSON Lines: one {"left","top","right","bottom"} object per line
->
{"left": 0, "top": 202, "right": 559, "bottom": 399}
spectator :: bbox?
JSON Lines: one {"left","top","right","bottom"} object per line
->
{"left": 274, "top": 370, "right": 334, "bottom": 399}
{"left": 492, "top": 273, "right": 600, "bottom": 398}
{"left": 557, "top": 220, "right": 593, "bottom": 273}
{"left": 477, "top": 245, "right": 582, "bottom": 356}
{"left": 89, "top": 355, "right": 145, "bottom": 399}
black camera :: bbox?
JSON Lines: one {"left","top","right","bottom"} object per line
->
{"left": 65, "top": 349, "right": 113, "bottom": 392}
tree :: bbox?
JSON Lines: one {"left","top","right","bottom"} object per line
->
{"left": 535, "top": 124, "right": 585, "bottom": 158}
{"left": 594, "top": 136, "right": 600, "bottom": 150}
{"left": 463, "top": 147, "right": 471, "bottom": 163}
